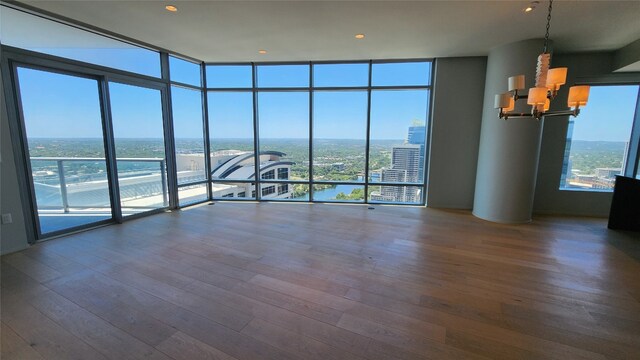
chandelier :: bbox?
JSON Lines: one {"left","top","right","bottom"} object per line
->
{"left": 494, "top": 0, "right": 590, "bottom": 120}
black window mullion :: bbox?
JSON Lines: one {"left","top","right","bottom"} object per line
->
{"left": 99, "top": 75, "right": 123, "bottom": 224}
{"left": 201, "top": 61, "right": 213, "bottom": 201}
{"left": 309, "top": 61, "right": 315, "bottom": 201}
{"left": 160, "top": 52, "right": 179, "bottom": 209}
{"left": 364, "top": 60, "right": 373, "bottom": 204}
{"left": 252, "top": 63, "right": 261, "bottom": 200}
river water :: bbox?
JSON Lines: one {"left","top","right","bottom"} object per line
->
{"left": 311, "top": 184, "right": 361, "bottom": 201}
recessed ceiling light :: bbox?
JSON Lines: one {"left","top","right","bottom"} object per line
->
{"left": 355, "top": 34, "right": 365, "bottom": 39}
{"left": 258, "top": 50, "right": 267, "bottom": 54}
{"left": 165, "top": 5, "right": 178, "bottom": 12}
{"left": 523, "top": 1, "right": 539, "bottom": 12}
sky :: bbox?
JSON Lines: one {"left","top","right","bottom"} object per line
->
{"left": 18, "top": 62, "right": 431, "bottom": 141}
{"left": 17, "top": 60, "right": 638, "bottom": 146}
{"left": 18, "top": 68, "right": 104, "bottom": 138}
{"left": 109, "top": 82, "right": 165, "bottom": 139}
{"left": 570, "top": 85, "right": 639, "bottom": 142}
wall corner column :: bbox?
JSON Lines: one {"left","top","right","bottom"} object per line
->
{"left": 473, "top": 39, "right": 546, "bottom": 223}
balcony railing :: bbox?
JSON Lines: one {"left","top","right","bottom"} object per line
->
{"left": 30, "top": 157, "right": 168, "bottom": 213}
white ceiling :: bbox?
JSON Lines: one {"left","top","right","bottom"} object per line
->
{"left": 17, "top": 0, "right": 640, "bottom": 62}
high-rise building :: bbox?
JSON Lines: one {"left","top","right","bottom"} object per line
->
{"left": 407, "top": 126, "right": 426, "bottom": 145}
{"left": 371, "top": 125, "right": 426, "bottom": 203}
{"left": 371, "top": 143, "right": 421, "bottom": 203}
{"left": 392, "top": 145, "right": 421, "bottom": 180}
{"left": 407, "top": 125, "right": 426, "bottom": 182}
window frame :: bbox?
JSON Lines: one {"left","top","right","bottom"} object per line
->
{"left": 168, "top": 55, "right": 210, "bottom": 207}
{"left": 278, "top": 184, "right": 289, "bottom": 195}
{"left": 205, "top": 59, "right": 433, "bottom": 205}
{"left": 278, "top": 168, "right": 289, "bottom": 179}
{"left": 559, "top": 83, "right": 640, "bottom": 192}
{"left": 262, "top": 185, "right": 277, "bottom": 196}
{"left": 261, "top": 169, "right": 275, "bottom": 180}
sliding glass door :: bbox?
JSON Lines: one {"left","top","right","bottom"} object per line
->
{"left": 13, "top": 65, "right": 172, "bottom": 238}
{"left": 16, "top": 67, "right": 113, "bottom": 235}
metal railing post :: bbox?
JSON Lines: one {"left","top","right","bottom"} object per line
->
{"left": 56, "top": 159, "right": 70, "bottom": 213}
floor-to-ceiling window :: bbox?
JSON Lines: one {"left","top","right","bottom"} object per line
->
{"left": 560, "top": 85, "right": 640, "bottom": 191}
{"left": 205, "top": 60, "right": 432, "bottom": 204}
{"left": 169, "top": 56, "right": 209, "bottom": 206}
{"left": 256, "top": 64, "right": 310, "bottom": 201}
{"left": 312, "top": 90, "right": 368, "bottom": 202}
{"left": 312, "top": 63, "right": 368, "bottom": 203}
{"left": 206, "top": 65, "right": 257, "bottom": 200}
{"left": 368, "top": 62, "right": 430, "bottom": 204}
{"left": 109, "top": 82, "right": 169, "bottom": 215}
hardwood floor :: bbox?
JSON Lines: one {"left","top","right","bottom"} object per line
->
{"left": 2, "top": 202, "right": 639, "bottom": 360}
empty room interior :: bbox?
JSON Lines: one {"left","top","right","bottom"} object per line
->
{"left": 2, "top": 0, "right": 640, "bottom": 359}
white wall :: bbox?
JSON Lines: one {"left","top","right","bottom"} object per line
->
{"left": 427, "top": 57, "right": 486, "bottom": 209}
{"left": 1, "top": 70, "right": 30, "bottom": 255}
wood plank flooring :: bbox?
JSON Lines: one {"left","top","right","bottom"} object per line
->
{"left": 2, "top": 202, "right": 640, "bottom": 359}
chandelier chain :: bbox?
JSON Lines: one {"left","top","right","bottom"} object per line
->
{"left": 543, "top": 0, "right": 553, "bottom": 53}
{"left": 496, "top": 0, "right": 589, "bottom": 121}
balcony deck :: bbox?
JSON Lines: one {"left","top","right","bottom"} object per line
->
{"left": 2, "top": 203, "right": 640, "bottom": 359}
